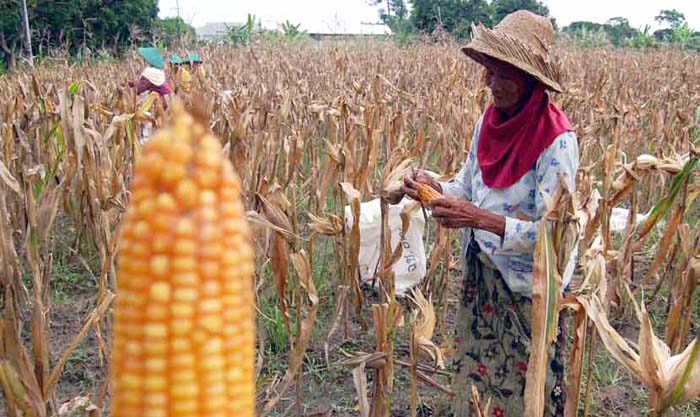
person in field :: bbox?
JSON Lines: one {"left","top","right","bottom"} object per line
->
{"left": 392, "top": 10, "right": 578, "bottom": 417}
{"left": 185, "top": 52, "right": 206, "bottom": 78}
{"left": 170, "top": 54, "right": 192, "bottom": 92}
{"left": 129, "top": 47, "right": 173, "bottom": 111}
{"left": 128, "top": 47, "right": 173, "bottom": 144}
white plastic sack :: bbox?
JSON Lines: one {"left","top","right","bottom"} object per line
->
{"left": 610, "top": 207, "right": 652, "bottom": 232}
{"left": 345, "top": 197, "right": 426, "bottom": 296}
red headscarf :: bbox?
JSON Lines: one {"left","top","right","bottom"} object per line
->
{"left": 477, "top": 84, "right": 573, "bottom": 188}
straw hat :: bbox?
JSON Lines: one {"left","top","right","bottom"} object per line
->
{"left": 170, "top": 54, "right": 183, "bottom": 65}
{"left": 138, "top": 47, "right": 165, "bottom": 70}
{"left": 185, "top": 53, "right": 202, "bottom": 63}
{"left": 462, "top": 10, "right": 563, "bottom": 93}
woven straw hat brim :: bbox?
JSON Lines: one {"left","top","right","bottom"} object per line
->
{"left": 462, "top": 23, "right": 563, "bottom": 93}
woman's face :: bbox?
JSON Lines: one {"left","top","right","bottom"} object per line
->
{"left": 484, "top": 60, "right": 534, "bottom": 112}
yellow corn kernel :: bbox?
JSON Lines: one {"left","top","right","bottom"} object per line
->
{"left": 415, "top": 182, "right": 443, "bottom": 204}
{"left": 112, "top": 103, "right": 254, "bottom": 417}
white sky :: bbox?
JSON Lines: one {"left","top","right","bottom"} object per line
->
{"left": 158, "top": 0, "right": 700, "bottom": 32}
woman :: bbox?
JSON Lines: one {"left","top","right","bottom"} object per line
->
{"left": 185, "top": 52, "right": 206, "bottom": 78}
{"left": 129, "top": 47, "right": 173, "bottom": 111}
{"left": 128, "top": 47, "right": 173, "bottom": 144}
{"left": 395, "top": 11, "right": 578, "bottom": 416}
{"left": 170, "top": 54, "right": 192, "bottom": 92}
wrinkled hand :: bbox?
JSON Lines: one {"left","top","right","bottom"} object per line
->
{"left": 402, "top": 171, "right": 440, "bottom": 201}
{"left": 429, "top": 196, "right": 481, "bottom": 229}
{"left": 385, "top": 170, "right": 440, "bottom": 204}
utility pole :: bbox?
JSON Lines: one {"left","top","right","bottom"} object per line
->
{"left": 20, "top": 0, "right": 33, "bottom": 67}
{"left": 175, "top": 0, "right": 182, "bottom": 47}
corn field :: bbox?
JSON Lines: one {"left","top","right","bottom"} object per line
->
{"left": 0, "top": 40, "right": 699, "bottom": 417}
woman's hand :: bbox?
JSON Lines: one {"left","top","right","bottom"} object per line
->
{"left": 402, "top": 171, "right": 441, "bottom": 200}
{"left": 429, "top": 196, "right": 480, "bottom": 228}
{"left": 430, "top": 197, "right": 506, "bottom": 236}
{"left": 385, "top": 170, "right": 441, "bottom": 204}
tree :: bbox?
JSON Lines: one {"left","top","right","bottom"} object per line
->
{"left": 410, "top": 0, "right": 493, "bottom": 38}
{"left": 0, "top": 0, "right": 159, "bottom": 69}
{"left": 654, "top": 9, "right": 686, "bottom": 30}
{"left": 0, "top": 0, "right": 21, "bottom": 68}
{"left": 370, "top": 0, "right": 408, "bottom": 21}
{"left": 20, "top": 0, "right": 33, "bottom": 66}
{"left": 155, "top": 17, "right": 195, "bottom": 47}
{"left": 604, "top": 17, "right": 639, "bottom": 46}
{"left": 492, "top": 0, "right": 550, "bottom": 24}
{"left": 653, "top": 28, "right": 674, "bottom": 42}
{"left": 369, "top": 0, "right": 411, "bottom": 34}
{"left": 563, "top": 21, "right": 604, "bottom": 34}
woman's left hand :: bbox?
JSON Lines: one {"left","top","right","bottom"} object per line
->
{"left": 429, "top": 196, "right": 481, "bottom": 229}
{"left": 430, "top": 197, "right": 506, "bottom": 236}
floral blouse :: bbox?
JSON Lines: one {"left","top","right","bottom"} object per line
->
{"left": 439, "top": 116, "right": 579, "bottom": 296}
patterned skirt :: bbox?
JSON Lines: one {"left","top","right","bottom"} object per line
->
{"left": 451, "top": 239, "right": 566, "bottom": 417}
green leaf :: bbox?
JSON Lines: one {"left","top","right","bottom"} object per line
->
{"left": 68, "top": 81, "right": 82, "bottom": 98}
{"left": 636, "top": 156, "right": 698, "bottom": 241}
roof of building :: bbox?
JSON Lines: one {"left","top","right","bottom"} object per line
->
{"left": 195, "top": 22, "right": 263, "bottom": 39}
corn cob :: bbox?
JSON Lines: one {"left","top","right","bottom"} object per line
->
{"left": 415, "top": 182, "right": 442, "bottom": 204}
{"left": 111, "top": 103, "right": 255, "bottom": 417}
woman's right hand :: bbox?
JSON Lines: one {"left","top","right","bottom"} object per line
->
{"left": 385, "top": 170, "right": 441, "bottom": 204}
{"left": 403, "top": 170, "right": 442, "bottom": 200}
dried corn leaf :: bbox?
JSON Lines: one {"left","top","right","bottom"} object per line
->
{"left": 255, "top": 193, "right": 294, "bottom": 238}
{"left": 260, "top": 251, "right": 319, "bottom": 417}
{"left": 562, "top": 300, "right": 587, "bottom": 417}
{"left": 353, "top": 362, "right": 370, "bottom": 417}
{"left": 635, "top": 156, "right": 697, "bottom": 246}
{"left": 308, "top": 213, "right": 343, "bottom": 236}
{"left": 408, "top": 289, "right": 445, "bottom": 369}
{"left": 470, "top": 384, "right": 491, "bottom": 417}
{"left": 0, "top": 361, "right": 44, "bottom": 417}
{"left": 643, "top": 204, "right": 683, "bottom": 283}
{"left": 341, "top": 182, "right": 363, "bottom": 317}
{"left": 382, "top": 157, "right": 414, "bottom": 194}
{"left": 0, "top": 159, "right": 21, "bottom": 195}
{"left": 580, "top": 295, "right": 641, "bottom": 374}
{"left": 524, "top": 183, "right": 574, "bottom": 417}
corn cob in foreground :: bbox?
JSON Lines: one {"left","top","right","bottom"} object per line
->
{"left": 415, "top": 182, "right": 442, "bottom": 204}
{"left": 112, "top": 103, "right": 255, "bottom": 417}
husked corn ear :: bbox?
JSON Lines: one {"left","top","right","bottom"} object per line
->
{"left": 112, "top": 102, "right": 255, "bottom": 417}
{"left": 415, "top": 182, "right": 442, "bottom": 204}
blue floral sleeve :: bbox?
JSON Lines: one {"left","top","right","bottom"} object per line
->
{"left": 501, "top": 131, "right": 579, "bottom": 253}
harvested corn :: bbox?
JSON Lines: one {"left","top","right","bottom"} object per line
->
{"left": 415, "top": 182, "right": 442, "bottom": 204}
{"left": 111, "top": 102, "right": 255, "bottom": 417}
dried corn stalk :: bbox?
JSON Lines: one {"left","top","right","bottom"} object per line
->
{"left": 408, "top": 288, "right": 445, "bottom": 369}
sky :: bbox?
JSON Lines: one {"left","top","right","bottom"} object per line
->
{"left": 157, "top": 0, "right": 700, "bottom": 33}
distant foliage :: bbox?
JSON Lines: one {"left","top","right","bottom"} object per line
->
{"left": 280, "top": 21, "right": 309, "bottom": 41}
{"left": 226, "top": 14, "right": 257, "bottom": 46}
{"left": 0, "top": 0, "right": 159, "bottom": 69}
{"left": 563, "top": 9, "right": 699, "bottom": 51}
{"left": 154, "top": 17, "right": 196, "bottom": 48}
{"left": 410, "top": 0, "right": 494, "bottom": 38}
{"left": 370, "top": 0, "right": 550, "bottom": 40}
{"left": 491, "top": 0, "right": 550, "bottom": 26}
